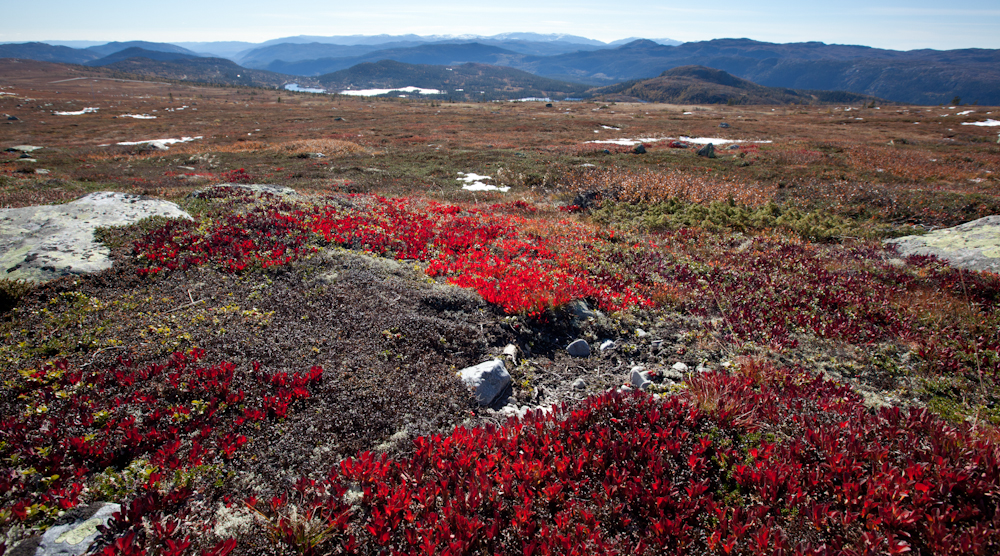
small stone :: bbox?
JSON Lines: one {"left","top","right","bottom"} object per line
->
{"left": 599, "top": 339, "right": 616, "bottom": 351}
{"left": 719, "top": 122, "right": 730, "bottom": 128}
{"left": 567, "top": 339, "right": 591, "bottom": 358}
{"left": 662, "top": 369, "right": 684, "bottom": 381}
{"left": 696, "top": 143, "right": 716, "bottom": 158}
{"left": 572, "top": 378, "right": 586, "bottom": 390}
{"left": 35, "top": 169, "right": 50, "bottom": 175}
{"left": 672, "top": 362, "right": 689, "bottom": 373}
{"left": 457, "top": 359, "right": 511, "bottom": 407}
{"left": 502, "top": 344, "right": 518, "bottom": 358}
{"left": 567, "top": 299, "right": 598, "bottom": 321}
{"left": 632, "top": 144, "right": 647, "bottom": 154}
{"left": 635, "top": 328, "right": 648, "bottom": 338}
{"left": 629, "top": 367, "right": 651, "bottom": 390}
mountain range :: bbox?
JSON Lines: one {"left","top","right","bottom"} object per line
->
{"left": 591, "top": 65, "right": 880, "bottom": 105}
{"left": 2, "top": 34, "right": 999, "bottom": 105}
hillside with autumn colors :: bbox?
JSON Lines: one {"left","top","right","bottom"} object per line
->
{"left": 1, "top": 59, "right": 999, "bottom": 555}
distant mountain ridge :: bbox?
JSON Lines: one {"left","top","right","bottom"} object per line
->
{"left": 260, "top": 43, "right": 526, "bottom": 77}
{"left": 593, "top": 65, "right": 881, "bottom": 105}
{"left": 2, "top": 35, "right": 999, "bottom": 104}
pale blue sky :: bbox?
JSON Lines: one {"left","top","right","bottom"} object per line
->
{"left": 6, "top": 0, "right": 999, "bottom": 50}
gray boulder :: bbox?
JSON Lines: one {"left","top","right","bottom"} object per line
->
{"left": 0, "top": 192, "right": 191, "bottom": 282}
{"left": 567, "top": 339, "right": 591, "bottom": 358}
{"left": 885, "top": 215, "right": 1000, "bottom": 273}
{"left": 629, "top": 366, "right": 651, "bottom": 390}
{"left": 457, "top": 359, "right": 511, "bottom": 407}
{"left": 696, "top": 143, "right": 716, "bottom": 158}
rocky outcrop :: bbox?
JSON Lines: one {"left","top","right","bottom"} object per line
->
{"left": 886, "top": 215, "right": 1000, "bottom": 273}
{"left": 0, "top": 192, "right": 191, "bottom": 282}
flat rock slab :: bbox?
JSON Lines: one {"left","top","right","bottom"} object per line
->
{"left": 886, "top": 215, "right": 1000, "bottom": 273}
{"left": 0, "top": 192, "right": 191, "bottom": 282}
{"left": 190, "top": 183, "right": 299, "bottom": 198}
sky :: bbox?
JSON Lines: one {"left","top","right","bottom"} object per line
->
{"left": 5, "top": 0, "right": 1000, "bottom": 51}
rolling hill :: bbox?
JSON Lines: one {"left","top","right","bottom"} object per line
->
{"left": 315, "top": 60, "right": 589, "bottom": 100}
{"left": 84, "top": 41, "right": 200, "bottom": 58}
{"left": 592, "top": 65, "right": 881, "bottom": 105}
{"left": 96, "top": 56, "right": 299, "bottom": 88}
{"left": 85, "top": 47, "right": 205, "bottom": 67}
{"left": 0, "top": 42, "right": 98, "bottom": 64}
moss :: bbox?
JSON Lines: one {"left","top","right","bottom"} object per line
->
{"left": 0, "top": 278, "right": 35, "bottom": 316}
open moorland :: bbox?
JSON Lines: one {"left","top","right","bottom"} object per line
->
{"left": 2, "top": 59, "right": 1000, "bottom": 555}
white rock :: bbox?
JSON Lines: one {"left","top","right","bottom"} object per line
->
{"left": 635, "top": 328, "right": 648, "bottom": 337}
{"left": 502, "top": 344, "right": 519, "bottom": 357}
{"left": 571, "top": 378, "right": 586, "bottom": 390}
{"left": 630, "top": 367, "right": 651, "bottom": 390}
{"left": 672, "top": 362, "right": 689, "bottom": 373}
{"left": 457, "top": 359, "right": 511, "bottom": 407}
{"left": 567, "top": 339, "right": 591, "bottom": 358}
{"left": 599, "top": 339, "right": 616, "bottom": 351}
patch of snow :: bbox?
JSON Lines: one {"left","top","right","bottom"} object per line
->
{"left": 284, "top": 83, "right": 326, "bottom": 93}
{"left": 120, "top": 114, "right": 156, "bottom": 119}
{"left": 587, "top": 136, "right": 772, "bottom": 146}
{"left": 600, "top": 125, "right": 620, "bottom": 130}
{"left": 54, "top": 107, "right": 98, "bottom": 115}
{"left": 116, "top": 136, "right": 203, "bottom": 149}
{"left": 682, "top": 112, "right": 692, "bottom": 115}
{"left": 339, "top": 86, "right": 440, "bottom": 96}
{"left": 957, "top": 110, "right": 975, "bottom": 116}
{"left": 457, "top": 172, "right": 509, "bottom": 192}
{"left": 962, "top": 119, "right": 1000, "bottom": 127}
{"left": 0, "top": 92, "right": 15, "bottom": 96}
{"left": 509, "top": 97, "right": 552, "bottom": 102}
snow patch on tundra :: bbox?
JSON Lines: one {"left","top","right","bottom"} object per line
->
{"left": 458, "top": 172, "right": 509, "bottom": 192}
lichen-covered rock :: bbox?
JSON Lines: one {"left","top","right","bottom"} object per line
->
{"left": 32, "top": 502, "right": 120, "bottom": 556}
{"left": 0, "top": 192, "right": 191, "bottom": 282}
{"left": 885, "top": 215, "right": 1000, "bottom": 273}
{"left": 189, "top": 183, "right": 298, "bottom": 198}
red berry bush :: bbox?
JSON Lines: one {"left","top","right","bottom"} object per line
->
{"left": 255, "top": 363, "right": 1000, "bottom": 555}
